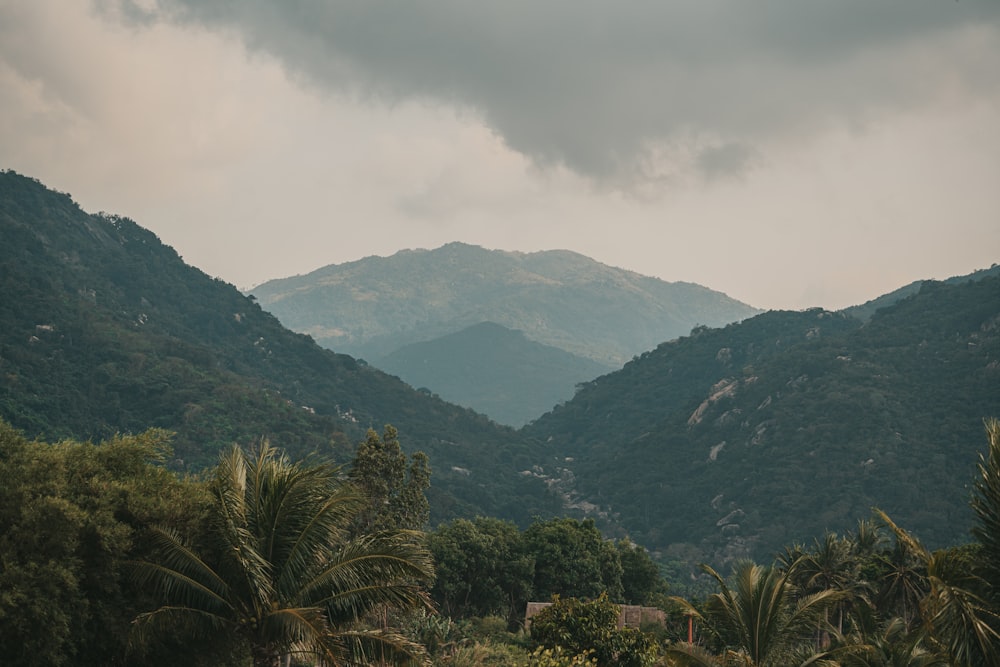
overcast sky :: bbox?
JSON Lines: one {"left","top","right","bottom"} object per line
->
{"left": 2, "top": 1, "right": 998, "bottom": 310}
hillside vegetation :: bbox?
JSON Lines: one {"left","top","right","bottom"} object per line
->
{"left": 375, "top": 321, "right": 613, "bottom": 426}
{"left": 525, "top": 278, "right": 1000, "bottom": 564}
{"left": 0, "top": 170, "right": 561, "bottom": 525}
{"left": 2, "top": 170, "right": 997, "bottom": 570}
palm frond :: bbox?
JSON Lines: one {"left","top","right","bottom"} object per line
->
{"left": 296, "top": 531, "right": 433, "bottom": 611}
{"left": 215, "top": 444, "right": 275, "bottom": 614}
{"left": 664, "top": 641, "right": 723, "bottom": 666}
{"left": 257, "top": 605, "right": 330, "bottom": 654}
{"left": 273, "top": 482, "right": 366, "bottom": 596}
{"left": 874, "top": 510, "right": 930, "bottom": 564}
{"left": 971, "top": 418, "right": 1000, "bottom": 597}
{"left": 324, "top": 627, "right": 431, "bottom": 666}
{"left": 129, "top": 604, "right": 233, "bottom": 654}
{"left": 924, "top": 567, "right": 1000, "bottom": 666}
{"left": 129, "top": 525, "right": 232, "bottom": 612}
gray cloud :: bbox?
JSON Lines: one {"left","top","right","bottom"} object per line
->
{"left": 104, "top": 1, "right": 1000, "bottom": 184}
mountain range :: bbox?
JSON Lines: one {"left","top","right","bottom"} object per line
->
{"left": 249, "top": 242, "right": 761, "bottom": 423}
{"left": 2, "top": 169, "right": 997, "bottom": 568}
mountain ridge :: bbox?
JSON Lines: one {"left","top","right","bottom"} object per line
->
{"left": 249, "top": 241, "right": 762, "bottom": 366}
{"left": 375, "top": 321, "right": 614, "bottom": 427}
{"left": 0, "top": 170, "right": 563, "bottom": 526}
{"left": 3, "top": 170, "right": 998, "bottom": 570}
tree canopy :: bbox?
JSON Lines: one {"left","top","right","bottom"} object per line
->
{"left": 131, "top": 442, "right": 435, "bottom": 667}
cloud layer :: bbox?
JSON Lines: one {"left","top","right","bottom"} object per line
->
{"left": 117, "top": 0, "right": 1000, "bottom": 183}
{"left": 2, "top": 1, "right": 998, "bottom": 310}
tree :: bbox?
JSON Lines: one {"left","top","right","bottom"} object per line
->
{"left": 785, "top": 531, "right": 865, "bottom": 640}
{"left": 0, "top": 421, "right": 213, "bottom": 667}
{"left": 874, "top": 533, "right": 927, "bottom": 629}
{"left": 132, "top": 443, "right": 435, "bottom": 667}
{"left": 668, "top": 560, "right": 844, "bottom": 667}
{"left": 350, "top": 425, "right": 430, "bottom": 533}
{"left": 530, "top": 593, "right": 655, "bottom": 667}
{"left": 971, "top": 418, "right": 1000, "bottom": 604}
{"left": 838, "top": 613, "right": 947, "bottom": 667}
{"left": 428, "top": 516, "right": 533, "bottom": 627}
{"left": 616, "top": 539, "right": 667, "bottom": 606}
{"left": 525, "top": 518, "right": 623, "bottom": 602}
{"left": 876, "top": 509, "right": 1000, "bottom": 667}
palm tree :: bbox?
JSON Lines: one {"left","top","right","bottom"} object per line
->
{"left": 667, "top": 560, "right": 845, "bottom": 667}
{"left": 874, "top": 535, "right": 927, "bottom": 629}
{"left": 837, "top": 614, "right": 947, "bottom": 667}
{"left": 131, "top": 443, "right": 435, "bottom": 667}
{"left": 876, "top": 509, "right": 1000, "bottom": 667}
{"left": 849, "top": 518, "right": 886, "bottom": 562}
{"left": 799, "top": 532, "right": 862, "bottom": 638}
{"left": 971, "top": 417, "right": 1000, "bottom": 604}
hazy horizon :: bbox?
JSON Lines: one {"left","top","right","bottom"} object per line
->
{"left": 2, "top": 1, "right": 998, "bottom": 310}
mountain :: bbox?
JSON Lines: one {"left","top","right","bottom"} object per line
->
{"left": 842, "top": 263, "right": 1000, "bottom": 322}
{"left": 375, "top": 322, "right": 614, "bottom": 427}
{"left": 0, "top": 170, "right": 562, "bottom": 526}
{"left": 248, "top": 243, "right": 762, "bottom": 367}
{"left": 4, "top": 169, "right": 998, "bottom": 575}
{"left": 524, "top": 276, "right": 1000, "bottom": 565}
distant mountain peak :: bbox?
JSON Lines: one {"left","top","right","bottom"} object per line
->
{"left": 250, "top": 243, "right": 762, "bottom": 366}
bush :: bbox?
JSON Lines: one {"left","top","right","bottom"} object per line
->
{"left": 530, "top": 594, "right": 656, "bottom": 667}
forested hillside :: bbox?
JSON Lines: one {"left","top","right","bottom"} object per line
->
{"left": 0, "top": 171, "right": 560, "bottom": 525}
{"left": 525, "top": 278, "right": 1000, "bottom": 564}
{"left": 375, "top": 322, "right": 613, "bottom": 426}
{"left": 3, "top": 170, "right": 998, "bottom": 573}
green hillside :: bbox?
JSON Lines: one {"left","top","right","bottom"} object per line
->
{"left": 0, "top": 170, "right": 561, "bottom": 525}
{"left": 842, "top": 263, "right": 1000, "bottom": 321}
{"left": 376, "top": 321, "right": 614, "bottom": 427}
{"left": 4, "top": 170, "right": 998, "bottom": 575}
{"left": 524, "top": 278, "right": 1000, "bottom": 565}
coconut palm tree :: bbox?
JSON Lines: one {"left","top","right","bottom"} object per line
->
{"left": 971, "top": 418, "right": 1000, "bottom": 604}
{"left": 131, "top": 443, "right": 435, "bottom": 667}
{"left": 874, "top": 535, "right": 927, "bottom": 629}
{"left": 797, "top": 532, "right": 863, "bottom": 638}
{"left": 876, "top": 509, "right": 1000, "bottom": 667}
{"left": 837, "top": 614, "right": 947, "bottom": 667}
{"left": 667, "top": 560, "right": 846, "bottom": 667}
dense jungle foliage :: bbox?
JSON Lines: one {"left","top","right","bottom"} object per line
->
{"left": 525, "top": 276, "right": 1000, "bottom": 563}
{"left": 2, "top": 419, "right": 1000, "bottom": 666}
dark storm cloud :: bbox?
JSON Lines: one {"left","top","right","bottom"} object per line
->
{"left": 103, "top": 1, "right": 1000, "bottom": 181}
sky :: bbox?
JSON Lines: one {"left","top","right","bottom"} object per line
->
{"left": 1, "top": 1, "right": 998, "bottom": 311}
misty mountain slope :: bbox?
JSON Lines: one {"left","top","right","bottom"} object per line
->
{"left": 841, "top": 263, "right": 1000, "bottom": 321}
{"left": 376, "top": 322, "right": 614, "bottom": 427}
{"left": 524, "top": 278, "right": 1000, "bottom": 565}
{"left": 0, "top": 170, "right": 565, "bottom": 525}
{"left": 249, "top": 242, "right": 762, "bottom": 366}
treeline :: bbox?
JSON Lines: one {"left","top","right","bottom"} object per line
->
{"left": 429, "top": 515, "right": 668, "bottom": 627}
{"left": 0, "top": 418, "right": 664, "bottom": 666}
{"left": 2, "top": 419, "right": 999, "bottom": 666}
